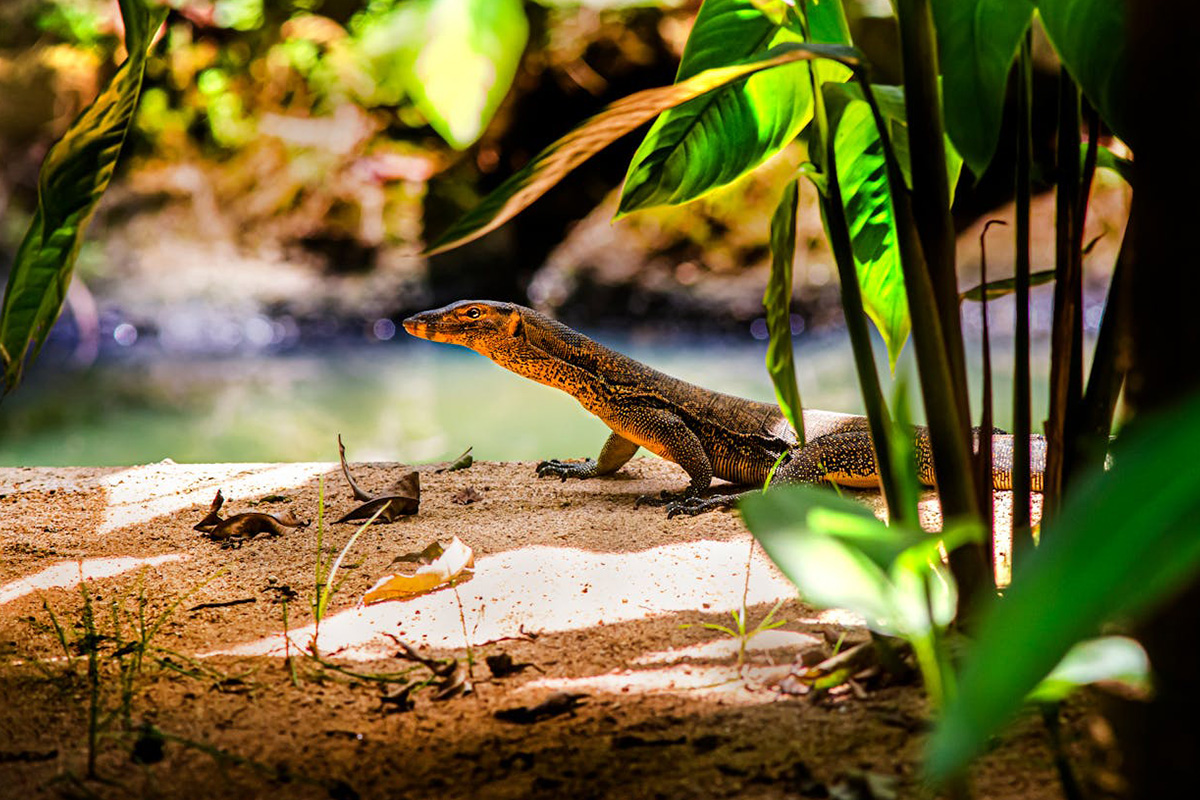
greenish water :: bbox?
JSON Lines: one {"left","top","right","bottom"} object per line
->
{"left": 0, "top": 332, "right": 1052, "bottom": 467}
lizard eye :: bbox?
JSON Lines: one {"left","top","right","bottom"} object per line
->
{"left": 465, "top": 307, "right": 482, "bottom": 319}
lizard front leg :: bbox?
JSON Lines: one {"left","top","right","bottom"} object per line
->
{"left": 621, "top": 410, "right": 713, "bottom": 508}
{"left": 536, "top": 431, "right": 639, "bottom": 481}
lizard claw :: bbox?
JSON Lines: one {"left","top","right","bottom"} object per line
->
{"left": 536, "top": 459, "right": 596, "bottom": 481}
{"left": 635, "top": 490, "right": 685, "bottom": 509}
{"left": 665, "top": 495, "right": 737, "bottom": 518}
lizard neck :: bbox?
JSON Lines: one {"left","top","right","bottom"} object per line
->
{"left": 482, "top": 306, "right": 657, "bottom": 396}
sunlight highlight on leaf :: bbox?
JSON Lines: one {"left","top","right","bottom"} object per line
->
{"left": 425, "top": 42, "right": 861, "bottom": 255}
{"left": 618, "top": 0, "right": 814, "bottom": 214}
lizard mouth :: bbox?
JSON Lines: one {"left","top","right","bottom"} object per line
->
{"left": 402, "top": 312, "right": 461, "bottom": 343}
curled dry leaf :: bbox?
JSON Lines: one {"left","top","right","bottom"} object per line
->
{"left": 362, "top": 536, "right": 474, "bottom": 604}
{"left": 336, "top": 434, "right": 419, "bottom": 523}
{"left": 193, "top": 490, "right": 307, "bottom": 547}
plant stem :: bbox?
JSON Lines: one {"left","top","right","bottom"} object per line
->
{"left": 858, "top": 77, "right": 987, "bottom": 614}
{"left": 977, "top": 221, "right": 1005, "bottom": 583}
{"left": 1045, "top": 69, "right": 1086, "bottom": 520}
{"left": 1075, "top": 211, "right": 1131, "bottom": 474}
{"left": 886, "top": 1, "right": 987, "bottom": 621}
{"left": 1011, "top": 32, "right": 1034, "bottom": 572}
{"left": 819, "top": 150, "right": 905, "bottom": 524}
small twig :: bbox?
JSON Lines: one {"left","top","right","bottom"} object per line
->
{"left": 478, "top": 625, "right": 540, "bottom": 646}
{"left": 187, "top": 597, "right": 256, "bottom": 612}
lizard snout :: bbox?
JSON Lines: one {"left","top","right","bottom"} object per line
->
{"left": 402, "top": 313, "right": 436, "bottom": 340}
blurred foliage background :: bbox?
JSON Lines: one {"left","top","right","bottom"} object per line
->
{"left": 0, "top": 0, "right": 1128, "bottom": 350}
{"left": 0, "top": 0, "right": 1129, "bottom": 465}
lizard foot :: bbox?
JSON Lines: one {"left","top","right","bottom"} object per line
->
{"left": 665, "top": 495, "right": 738, "bottom": 518}
{"left": 634, "top": 489, "right": 689, "bottom": 509}
{"left": 536, "top": 459, "right": 597, "bottom": 482}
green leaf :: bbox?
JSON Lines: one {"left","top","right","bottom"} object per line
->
{"left": 764, "top": 180, "right": 804, "bottom": 440}
{"left": 742, "top": 485, "right": 974, "bottom": 638}
{"left": 426, "top": 41, "right": 862, "bottom": 255}
{"left": 835, "top": 82, "right": 964, "bottom": 202}
{"left": 618, "top": 0, "right": 813, "bottom": 215}
{"left": 1094, "top": 143, "right": 1133, "bottom": 186}
{"left": 803, "top": 0, "right": 852, "bottom": 46}
{"left": 1027, "top": 636, "right": 1151, "bottom": 704}
{"left": 370, "top": 0, "right": 527, "bottom": 149}
{"left": 1, "top": 0, "right": 166, "bottom": 395}
{"left": 825, "top": 88, "right": 909, "bottom": 370}
{"left": 742, "top": 485, "right": 902, "bottom": 572}
{"left": 926, "top": 393, "right": 1200, "bottom": 782}
{"left": 742, "top": 489, "right": 897, "bottom": 631}
{"left": 889, "top": 520, "right": 981, "bottom": 633}
{"left": 959, "top": 268, "right": 1056, "bottom": 302}
{"left": 819, "top": 81, "right": 964, "bottom": 370}
{"left": 1035, "top": 0, "right": 1130, "bottom": 144}
{"left": 932, "top": 0, "right": 1035, "bottom": 177}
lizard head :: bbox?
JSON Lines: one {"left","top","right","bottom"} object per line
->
{"left": 403, "top": 300, "right": 524, "bottom": 355}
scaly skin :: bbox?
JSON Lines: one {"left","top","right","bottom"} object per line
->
{"left": 403, "top": 300, "right": 1045, "bottom": 514}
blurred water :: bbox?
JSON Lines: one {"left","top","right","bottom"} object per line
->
{"left": 0, "top": 328, "right": 1055, "bottom": 467}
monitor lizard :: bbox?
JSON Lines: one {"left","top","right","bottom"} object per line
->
{"left": 403, "top": 300, "right": 1045, "bottom": 516}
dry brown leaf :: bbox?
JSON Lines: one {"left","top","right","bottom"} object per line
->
{"left": 193, "top": 490, "right": 307, "bottom": 547}
{"left": 362, "top": 536, "right": 474, "bottom": 604}
{"left": 336, "top": 434, "right": 420, "bottom": 522}
{"left": 451, "top": 486, "right": 482, "bottom": 505}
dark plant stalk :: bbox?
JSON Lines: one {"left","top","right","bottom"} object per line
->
{"left": 893, "top": 0, "right": 970, "bottom": 408}
{"left": 856, "top": 77, "right": 988, "bottom": 616}
{"left": 977, "top": 221, "right": 1006, "bottom": 584}
{"left": 1046, "top": 72, "right": 1093, "bottom": 521}
{"left": 1075, "top": 208, "right": 1132, "bottom": 474}
{"left": 889, "top": 0, "right": 986, "bottom": 610}
{"left": 797, "top": 47, "right": 907, "bottom": 524}
{"left": 821, "top": 162, "right": 907, "bottom": 525}
{"left": 1011, "top": 32, "right": 1034, "bottom": 571}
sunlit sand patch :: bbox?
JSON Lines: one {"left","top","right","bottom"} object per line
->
{"left": 632, "top": 629, "right": 822, "bottom": 666}
{"left": 794, "top": 608, "right": 867, "bottom": 627}
{"left": 0, "top": 554, "right": 189, "bottom": 606}
{"left": 99, "top": 461, "right": 333, "bottom": 534}
{"left": 208, "top": 539, "right": 800, "bottom": 660}
{"left": 519, "top": 664, "right": 790, "bottom": 701}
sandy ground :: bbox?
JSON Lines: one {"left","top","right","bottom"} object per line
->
{"left": 1, "top": 457, "right": 1110, "bottom": 800}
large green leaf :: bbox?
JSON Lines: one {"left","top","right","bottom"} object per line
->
{"left": 1026, "top": 635, "right": 1150, "bottom": 704}
{"left": 1035, "top": 0, "right": 1130, "bottom": 144}
{"left": 358, "top": 0, "right": 527, "bottom": 149}
{"left": 617, "top": 0, "right": 813, "bottom": 214}
{"left": 764, "top": 179, "right": 804, "bottom": 439}
{"left": 426, "top": 42, "right": 862, "bottom": 255}
{"left": 816, "top": 82, "right": 965, "bottom": 370}
{"left": 926, "top": 393, "right": 1200, "bottom": 782}
{"left": 932, "top": 0, "right": 1034, "bottom": 178}
{"left": 741, "top": 485, "right": 979, "bottom": 638}
{"left": 825, "top": 89, "right": 909, "bottom": 370}
{"left": 0, "top": 0, "right": 166, "bottom": 396}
